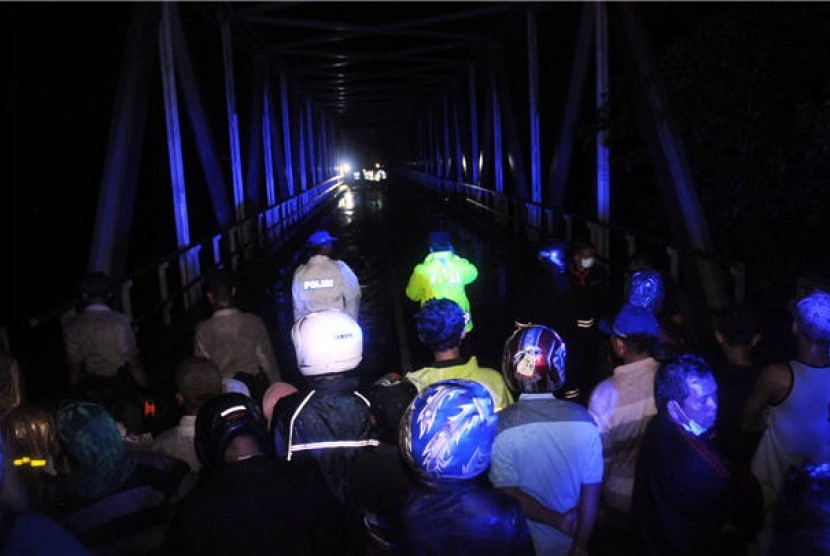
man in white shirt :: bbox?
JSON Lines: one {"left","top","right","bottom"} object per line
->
{"left": 194, "top": 270, "right": 281, "bottom": 404}
{"left": 153, "top": 357, "right": 222, "bottom": 473}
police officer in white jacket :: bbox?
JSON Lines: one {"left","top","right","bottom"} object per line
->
{"left": 292, "top": 230, "right": 361, "bottom": 323}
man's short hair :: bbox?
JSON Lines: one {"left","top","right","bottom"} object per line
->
{"left": 416, "top": 299, "right": 465, "bottom": 352}
{"left": 203, "top": 270, "right": 234, "bottom": 304}
{"left": 714, "top": 306, "right": 760, "bottom": 347}
{"left": 80, "top": 271, "right": 114, "bottom": 298}
{"left": 620, "top": 334, "right": 656, "bottom": 356}
{"left": 175, "top": 357, "right": 223, "bottom": 411}
{"left": 571, "top": 238, "right": 595, "bottom": 257}
{"left": 654, "top": 354, "right": 714, "bottom": 413}
{"left": 793, "top": 290, "right": 830, "bottom": 344}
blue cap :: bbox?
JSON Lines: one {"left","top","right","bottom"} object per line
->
{"left": 606, "top": 304, "right": 659, "bottom": 338}
{"left": 306, "top": 230, "right": 338, "bottom": 247}
{"left": 428, "top": 231, "right": 453, "bottom": 252}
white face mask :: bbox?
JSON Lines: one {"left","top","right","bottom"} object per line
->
{"left": 675, "top": 404, "right": 710, "bottom": 437}
{"left": 579, "top": 257, "right": 594, "bottom": 269}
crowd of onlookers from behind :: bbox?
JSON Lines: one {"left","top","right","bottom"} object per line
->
{"left": 0, "top": 234, "right": 828, "bottom": 556}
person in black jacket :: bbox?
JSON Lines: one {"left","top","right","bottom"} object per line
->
{"left": 271, "top": 310, "right": 379, "bottom": 553}
{"left": 399, "top": 379, "right": 534, "bottom": 556}
{"left": 166, "top": 393, "right": 341, "bottom": 555}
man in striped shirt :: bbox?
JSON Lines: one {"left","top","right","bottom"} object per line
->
{"left": 588, "top": 304, "right": 660, "bottom": 546}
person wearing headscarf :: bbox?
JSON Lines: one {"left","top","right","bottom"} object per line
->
{"left": 54, "top": 402, "right": 187, "bottom": 555}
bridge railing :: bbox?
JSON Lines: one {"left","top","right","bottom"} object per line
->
{"left": 20, "top": 177, "right": 345, "bottom": 343}
{"left": 403, "top": 170, "right": 748, "bottom": 313}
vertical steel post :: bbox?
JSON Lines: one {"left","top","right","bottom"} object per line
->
{"left": 527, "top": 9, "right": 542, "bottom": 209}
{"left": 262, "top": 77, "right": 277, "bottom": 234}
{"left": 297, "top": 95, "right": 308, "bottom": 191}
{"left": 453, "top": 102, "right": 463, "bottom": 182}
{"left": 305, "top": 100, "right": 317, "bottom": 185}
{"left": 427, "top": 108, "right": 439, "bottom": 176}
{"left": 88, "top": 4, "right": 154, "bottom": 276}
{"left": 550, "top": 3, "right": 594, "bottom": 211}
{"left": 159, "top": 4, "right": 198, "bottom": 307}
{"left": 443, "top": 95, "right": 451, "bottom": 179}
{"left": 320, "top": 112, "right": 329, "bottom": 179}
{"left": 595, "top": 1, "right": 610, "bottom": 226}
{"left": 595, "top": 1, "right": 611, "bottom": 261}
{"left": 468, "top": 67, "right": 479, "bottom": 185}
{"left": 279, "top": 73, "right": 295, "bottom": 197}
{"left": 491, "top": 69, "right": 504, "bottom": 194}
{"left": 221, "top": 22, "right": 245, "bottom": 222}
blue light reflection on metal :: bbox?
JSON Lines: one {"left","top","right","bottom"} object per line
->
{"left": 262, "top": 78, "right": 277, "bottom": 232}
{"left": 469, "top": 67, "right": 479, "bottom": 185}
{"left": 491, "top": 70, "right": 504, "bottom": 194}
{"left": 280, "top": 73, "right": 295, "bottom": 197}
{"left": 443, "top": 95, "right": 451, "bottom": 178}
{"left": 167, "top": 6, "right": 232, "bottom": 231}
{"left": 88, "top": 4, "right": 152, "bottom": 275}
{"left": 305, "top": 100, "right": 316, "bottom": 185}
{"left": 298, "top": 100, "right": 308, "bottom": 191}
{"left": 160, "top": 4, "right": 199, "bottom": 306}
{"left": 453, "top": 102, "right": 463, "bottom": 182}
{"left": 527, "top": 9, "right": 542, "bottom": 206}
{"left": 221, "top": 22, "right": 245, "bottom": 222}
{"left": 159, "top": 5, "right": 190, "bottom": 250}
{"left": 595, "top": 1, "right": 610, "bottom": 224}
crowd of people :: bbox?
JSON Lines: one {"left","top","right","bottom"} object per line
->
{"left": 0, "top": 228, "right": 828, "bottom": 555}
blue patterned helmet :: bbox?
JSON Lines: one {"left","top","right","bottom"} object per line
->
{"left": 400, "top": 380, "right": 497, "bottom": 482}
{"left": 626, "top": 270, "right": 665, "bottom": 315}
{"left": 502, "top": 324, "right": 567, "bottom": 393}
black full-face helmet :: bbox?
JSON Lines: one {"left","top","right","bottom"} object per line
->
{"left": 502, "top": 324, "right": 567, "bottom": 394}
{"left": 195, "top": 393, "right": 269, "bottom": 471}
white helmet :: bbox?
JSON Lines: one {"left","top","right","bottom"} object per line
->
{"left": 292, "top": 310, "right": 363, "bottom": 376}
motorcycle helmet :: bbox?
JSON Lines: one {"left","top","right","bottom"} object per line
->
{"left": 502, "top": 323, "right": 567, "bottom": 394}
{"left": 195, "top": 393, "right": 269, "bottom": 470}
{"left": 400, "top": 379, "right": 497, "bottom": 482}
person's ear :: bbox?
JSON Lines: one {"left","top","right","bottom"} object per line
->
{"left": 460, "top": 329, "right": 467, "bottom": 342}
{"left": 714, "top": 331, "right": 725, "bottom": 346}
{"left": 175, "top": 392, "right": 184, "bottom": 407}
{"left": 666, "top": 399, "right": 686, "bottom": 426}
{"left": 206, "top": 291, "right": 214, "bottom": 303}
{"left": 611, "top": 337, "right": 625, "bottom": 358}
{"left": 750, "top": 333, "right": 761, "bottom": 348}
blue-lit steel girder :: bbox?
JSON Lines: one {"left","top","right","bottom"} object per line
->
{"left": 442, "top": 95, "right": 451, "bottom": 178}
{"left": 527, "top": 9, "right": 542, "bottom": 208}
{"left": 550, "top": 3, "right": 594, "bottom": 211}
{"left": 168, "top": 7, "right": 232, "bottom": 231}
{"left": 305, "top": 101, "right": 315, "bottom": 185}
{"left": 159, "top": 4, "right": 199, "bottom": 302}
{"left": 88, "top": 4, "right": 155, "bottom": 276}
{"left": 491, "top": 67, "right": 503, "bottom": 194}
{"left": 297, "top": 95, "right": 308, "bottom": 191}
{"left": 245, "top": 66, "right": 264, "bottom": 211}
{"left": 453, "top": 100, "right": 463, "bottom": 182}
{"left": 468, "top": 66, "right": 479, "bottom": 185}
{"left": 595, "top": 2, "right": 610, "bottom": 227}
{"left": 279, "top": 73, "right": 296, "bottom": 197}
{"left": 221, "top": 22, "right": 246, "bottom": 222}
{"left": 318, "top": 111, "right": 327, "bottom": 180}
{"left": 262, "top": 77, "right": 278, "bottom": 232}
